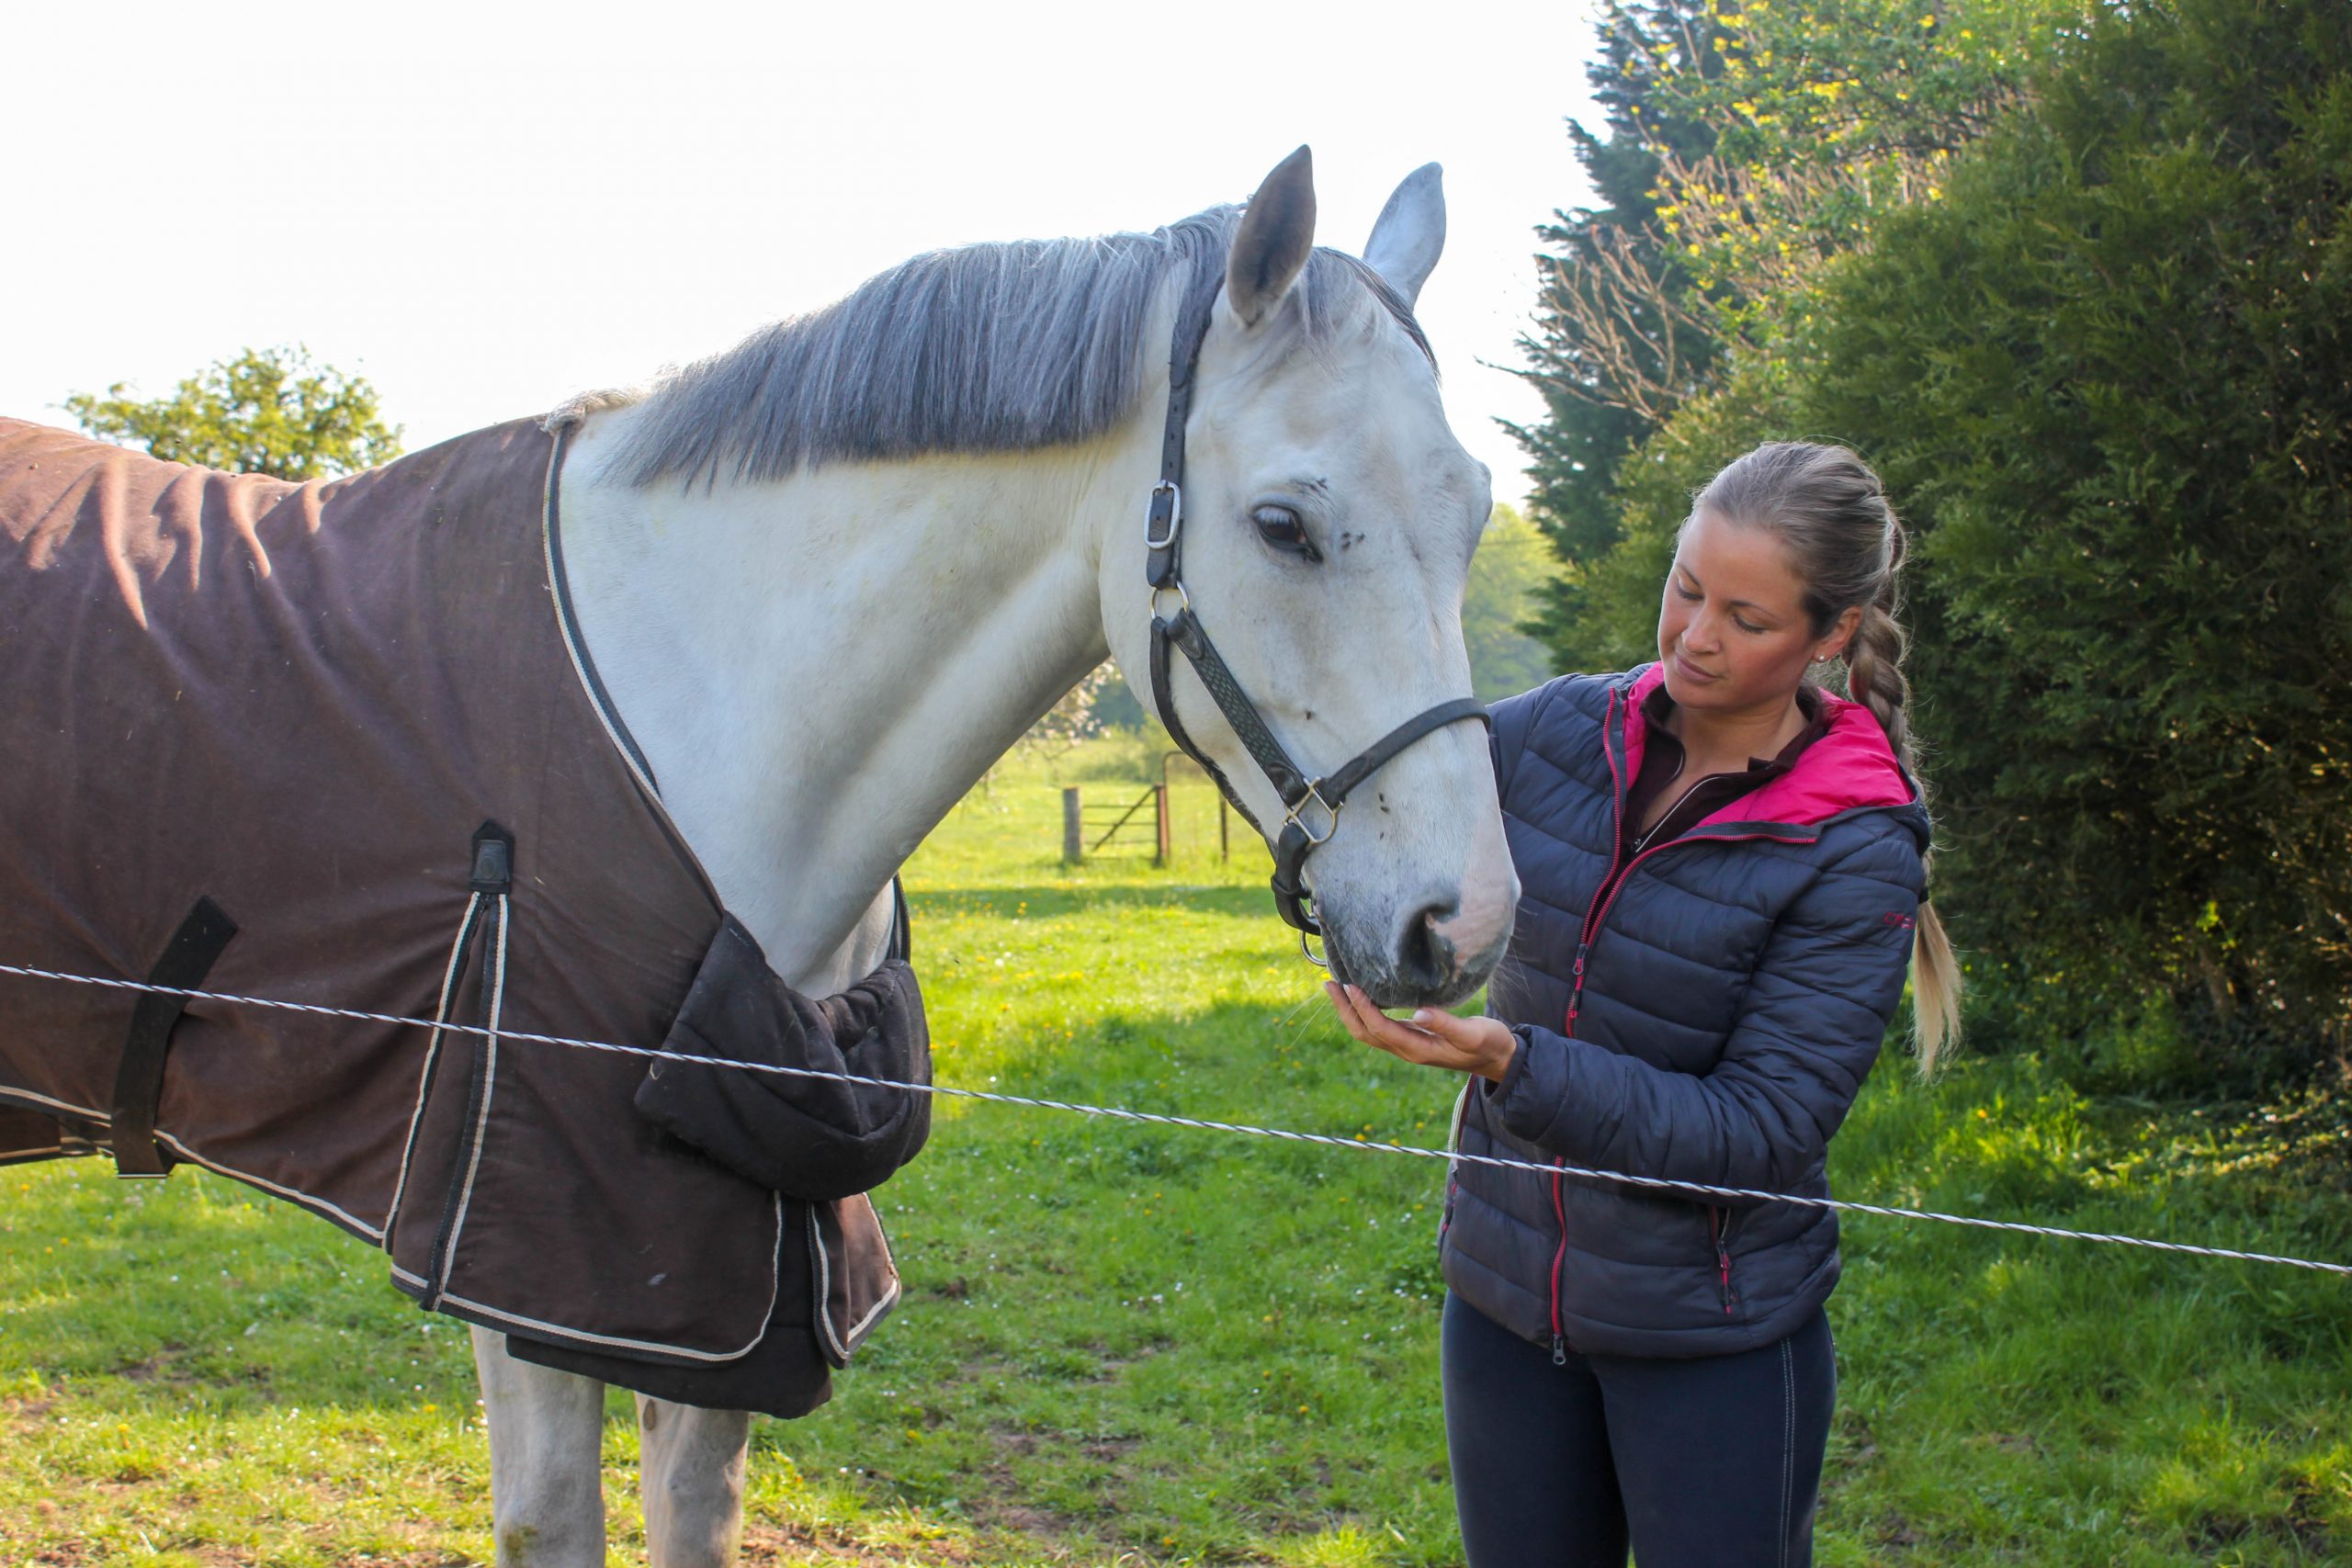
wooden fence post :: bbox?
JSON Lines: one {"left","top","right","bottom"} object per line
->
{"left": 1062, "top": 787, "right": 1083, "bottom": 864}
{"left": 1153, "top": 784, "right": 1170, "bottom": 866}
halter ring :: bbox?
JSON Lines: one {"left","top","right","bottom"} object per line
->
{"left": 1144, "top": 481, "right": 1183, "bottom": 550}
{"left": 1150, "top": 580, "right": 1192, "bottom": 620}
{"left": 1283, "top": 781, "right": 1340, "bottom": 846}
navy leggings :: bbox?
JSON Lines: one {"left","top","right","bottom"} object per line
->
{"left": 1442, "top": 1293, "right": 1835, "bottom": 1568}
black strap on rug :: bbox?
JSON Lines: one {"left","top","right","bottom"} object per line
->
{"left": 110, "top": 896, "right": 238, "bottom": 1179}
{"left": 419, "top": 820, "right": 514, "bottom": 1312}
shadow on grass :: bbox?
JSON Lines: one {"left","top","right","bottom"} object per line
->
{"left": 0, "top": 987, "right": 1393, "bottom": 1404}
{"left": 10, "top": 995, "right": 2350, "bottom": 1563}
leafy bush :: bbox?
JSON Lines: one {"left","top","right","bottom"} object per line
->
{"left": 1521, "top": 0, "right": 2352, "bottom": 1089}
{"left": 1800, "top": 0, "right": 2352, "bottom": 1084}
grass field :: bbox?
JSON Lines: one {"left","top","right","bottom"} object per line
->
{"left": 3, "top": 741, "right": 2348, "bottom": 1565}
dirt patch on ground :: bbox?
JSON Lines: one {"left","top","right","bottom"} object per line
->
{"left": 741, "top": 1520, "right": 981, "bottom": 1565}
{"left": 971, "top": 1421, "right": 1123, "bottom": 1539}
{"left": 1081, "top": 1337, "right": 1170, "bottom": 1384}
{"left": 113, "top": 1341, "right": 194, "bottom": 1384}
{"left": 0, "top": 1540, "right": 468, "bottom": 1568}
{"left": 967, "top": 1461, "right": 1091, "bottom": 1539}
{"left": 17, "top": 1546, "right": 98, "bottom": 1567}
{"left": 1, "top": 1393, "right": 59, "bottom": 1429}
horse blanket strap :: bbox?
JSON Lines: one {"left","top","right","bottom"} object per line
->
{"left": 1137, "top": 273, "right": 1492, "bottom": 934}
{"left": 413, "top": 823, "right": 514, "bottom": 1314}
{"left": 109, "top": 896, "right": 239, "bottom": 1179}
{"left": 0, "top": 416, "right": 925, "bottom": 1420}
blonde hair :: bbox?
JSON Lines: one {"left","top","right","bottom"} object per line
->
{"left": 1695, "top": 441, "right": 1962, "bottom": 1073}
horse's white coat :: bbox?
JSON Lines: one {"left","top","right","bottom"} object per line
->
{"left": 1361, "top": 163, "right": 1447, "bottom": 307}
{"left": 479, "top": 154, "right": 1517, "bottom": 1565}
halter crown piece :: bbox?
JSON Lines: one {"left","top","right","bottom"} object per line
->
{"left": 1142, "top": 265, "right": 1491, "bottom": 942}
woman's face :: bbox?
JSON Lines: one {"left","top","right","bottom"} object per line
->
{"left": 1657, "top": 509, "right": 1853, "bottom": 716}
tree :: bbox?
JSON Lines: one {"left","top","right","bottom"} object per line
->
{"left": 1521, "top": 0, "right": 2086, "bottom": 678}
{"left": 65, "top": 346, "right": 402, "bottom": 480}
{"left": 1513, "top": 0, "right": 1728, "bottom": 660}
{"left": 1648, "top": 0, "right": 2078, "bottom": 342}
{"left": 1016, "top": 661, "right": 1119, "bottom": 780}
{"left": 1463, "top": 505, "right": 1566, "bottom": 699}
{"left": 1517, "top": 0, "right": 2078, "bottom": 667}
{"left": 1512, "top": 0, "right": 2352, "bottom": 1085}
{"left": 1796, "top": 0, "right": 2352, "bottom": 1082}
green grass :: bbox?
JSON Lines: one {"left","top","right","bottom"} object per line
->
{"left": 4, "top": 739, "right": 2348, "bottom": 1564}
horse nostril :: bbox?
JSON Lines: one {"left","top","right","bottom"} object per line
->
{"left": 1395, "top": 902, "right": 1459, "bottom": 995}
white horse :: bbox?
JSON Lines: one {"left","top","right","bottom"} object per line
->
{"left": 490, "top": 146, "right": 1515, "bottom": 1565}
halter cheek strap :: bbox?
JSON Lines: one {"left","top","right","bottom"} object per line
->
{"left": 1141, "top": 266, "right": 1490, "bottom": 938}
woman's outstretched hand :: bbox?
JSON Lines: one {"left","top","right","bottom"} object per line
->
{"left": 1324, "top": 982, "right": 1519, "bottom": 1084}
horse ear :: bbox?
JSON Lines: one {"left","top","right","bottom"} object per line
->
{"left": 1227, "top": 145, "right": 1317, "bottom": 328}
{"left": 1362, "top": 163, "right": 1445, "bottom": 307}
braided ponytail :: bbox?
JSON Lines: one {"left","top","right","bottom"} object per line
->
{"left": 1843, "top": 527, "right": 1912, "bottom": 768}
{"left": 1694, "top": 443, "right": 1962, "bottom": 1073}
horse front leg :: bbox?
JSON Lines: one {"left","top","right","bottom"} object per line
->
{"left": 471, "top": 1325, "right": 608, "bottom": 1567}
{"left": 636, "top": 1396, "right": 752, "bottom": 1567}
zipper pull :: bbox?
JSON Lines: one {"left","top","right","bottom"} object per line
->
{"left": 1551, "top": 1335, "right": 1568, "bottom": 1367}
{"left": 1571, "top": 942, "right": 1590, "bottom": 978}
{"left": 1716, "top": 1238, "right": 1737, "bottom": 1315}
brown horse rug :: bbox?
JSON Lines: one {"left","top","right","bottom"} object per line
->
{"left": 0, "top": 415, "right": 932, "bottom": 1417}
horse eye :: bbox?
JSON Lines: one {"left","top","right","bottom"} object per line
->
{"left": 1251, "top": 504, "right": 1319, "bottom": 560}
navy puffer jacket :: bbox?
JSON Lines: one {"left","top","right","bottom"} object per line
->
{"left": 1442, "top": 665, "right": 1929, "bottom": 1359}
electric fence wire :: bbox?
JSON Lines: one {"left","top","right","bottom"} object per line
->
{"left": 1, "top": 959, "right": 2345, "bottom": 1278}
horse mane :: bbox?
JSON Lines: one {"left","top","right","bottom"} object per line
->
{"left": 609, "top": 206, "right": 1431, "bottom": 491}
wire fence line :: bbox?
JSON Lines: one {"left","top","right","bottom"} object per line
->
{"left": 1, "top": 958, "right": 2345, "bottom": 1279}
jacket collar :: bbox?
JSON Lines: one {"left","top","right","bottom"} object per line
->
{"left": 1614, "top": 663, "right": 1923, "bottom": 840}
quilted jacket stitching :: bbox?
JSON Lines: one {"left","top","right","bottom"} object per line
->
{"left": 1446, "top": 670, "right": 1926, "bottom": 1358}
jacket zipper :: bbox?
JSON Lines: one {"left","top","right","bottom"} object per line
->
{"left": 1549, "top": 686, "right": 1631, "bottom": 1362}
{"left": 1710, "top": 1206, "right": 1739, "bottom": 1315}
{"left": 1545, "top": 682, "right": 1817, "bottom": 1352}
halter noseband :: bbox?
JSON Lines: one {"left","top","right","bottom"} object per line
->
{"left": 1142, "top": 267, "right": 1491, "bottom": 940}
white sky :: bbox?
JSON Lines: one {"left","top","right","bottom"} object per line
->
{"left": 3, "top": 2, "right": 1600, "bottom": 507}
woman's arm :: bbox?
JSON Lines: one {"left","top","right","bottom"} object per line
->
{"left": 1337, "top": 830, "right": 1920, "bottom": 1194}
{"left": 1483, "top": 676, "right": 1564, "bottom": 802}
{"left": 1493, "top": 834, "right": 1918, "bottom": 1192}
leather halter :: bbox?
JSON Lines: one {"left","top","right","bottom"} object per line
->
{"left": 1143, "top": 266, "right": 1491, "bottom": 938}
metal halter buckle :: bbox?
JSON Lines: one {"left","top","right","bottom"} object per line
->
{"left": 1144, "top": 480, "right": 1183, "bottom": 549}
{"left": 1149, "top": 580, "right": 1192, "bottom": 620}
{"left": 1283, "top": 781, "right": 1340, "bottom": 846}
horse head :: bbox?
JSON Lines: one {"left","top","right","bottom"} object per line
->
{"left": 1099, "top": 149, "right": 1518, "bottom": 1010}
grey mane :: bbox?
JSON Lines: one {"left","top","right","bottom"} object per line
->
{"left": 614, "top": 206, "right": 1432, "bottom": 490}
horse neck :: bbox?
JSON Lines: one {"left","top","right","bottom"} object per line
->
{"left": 555, "top": 414, "right": 1139, "bottom": 991}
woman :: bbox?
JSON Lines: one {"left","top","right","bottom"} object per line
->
{"left": 1329, "top": 442, "right": 1961, "bottom": 1567}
